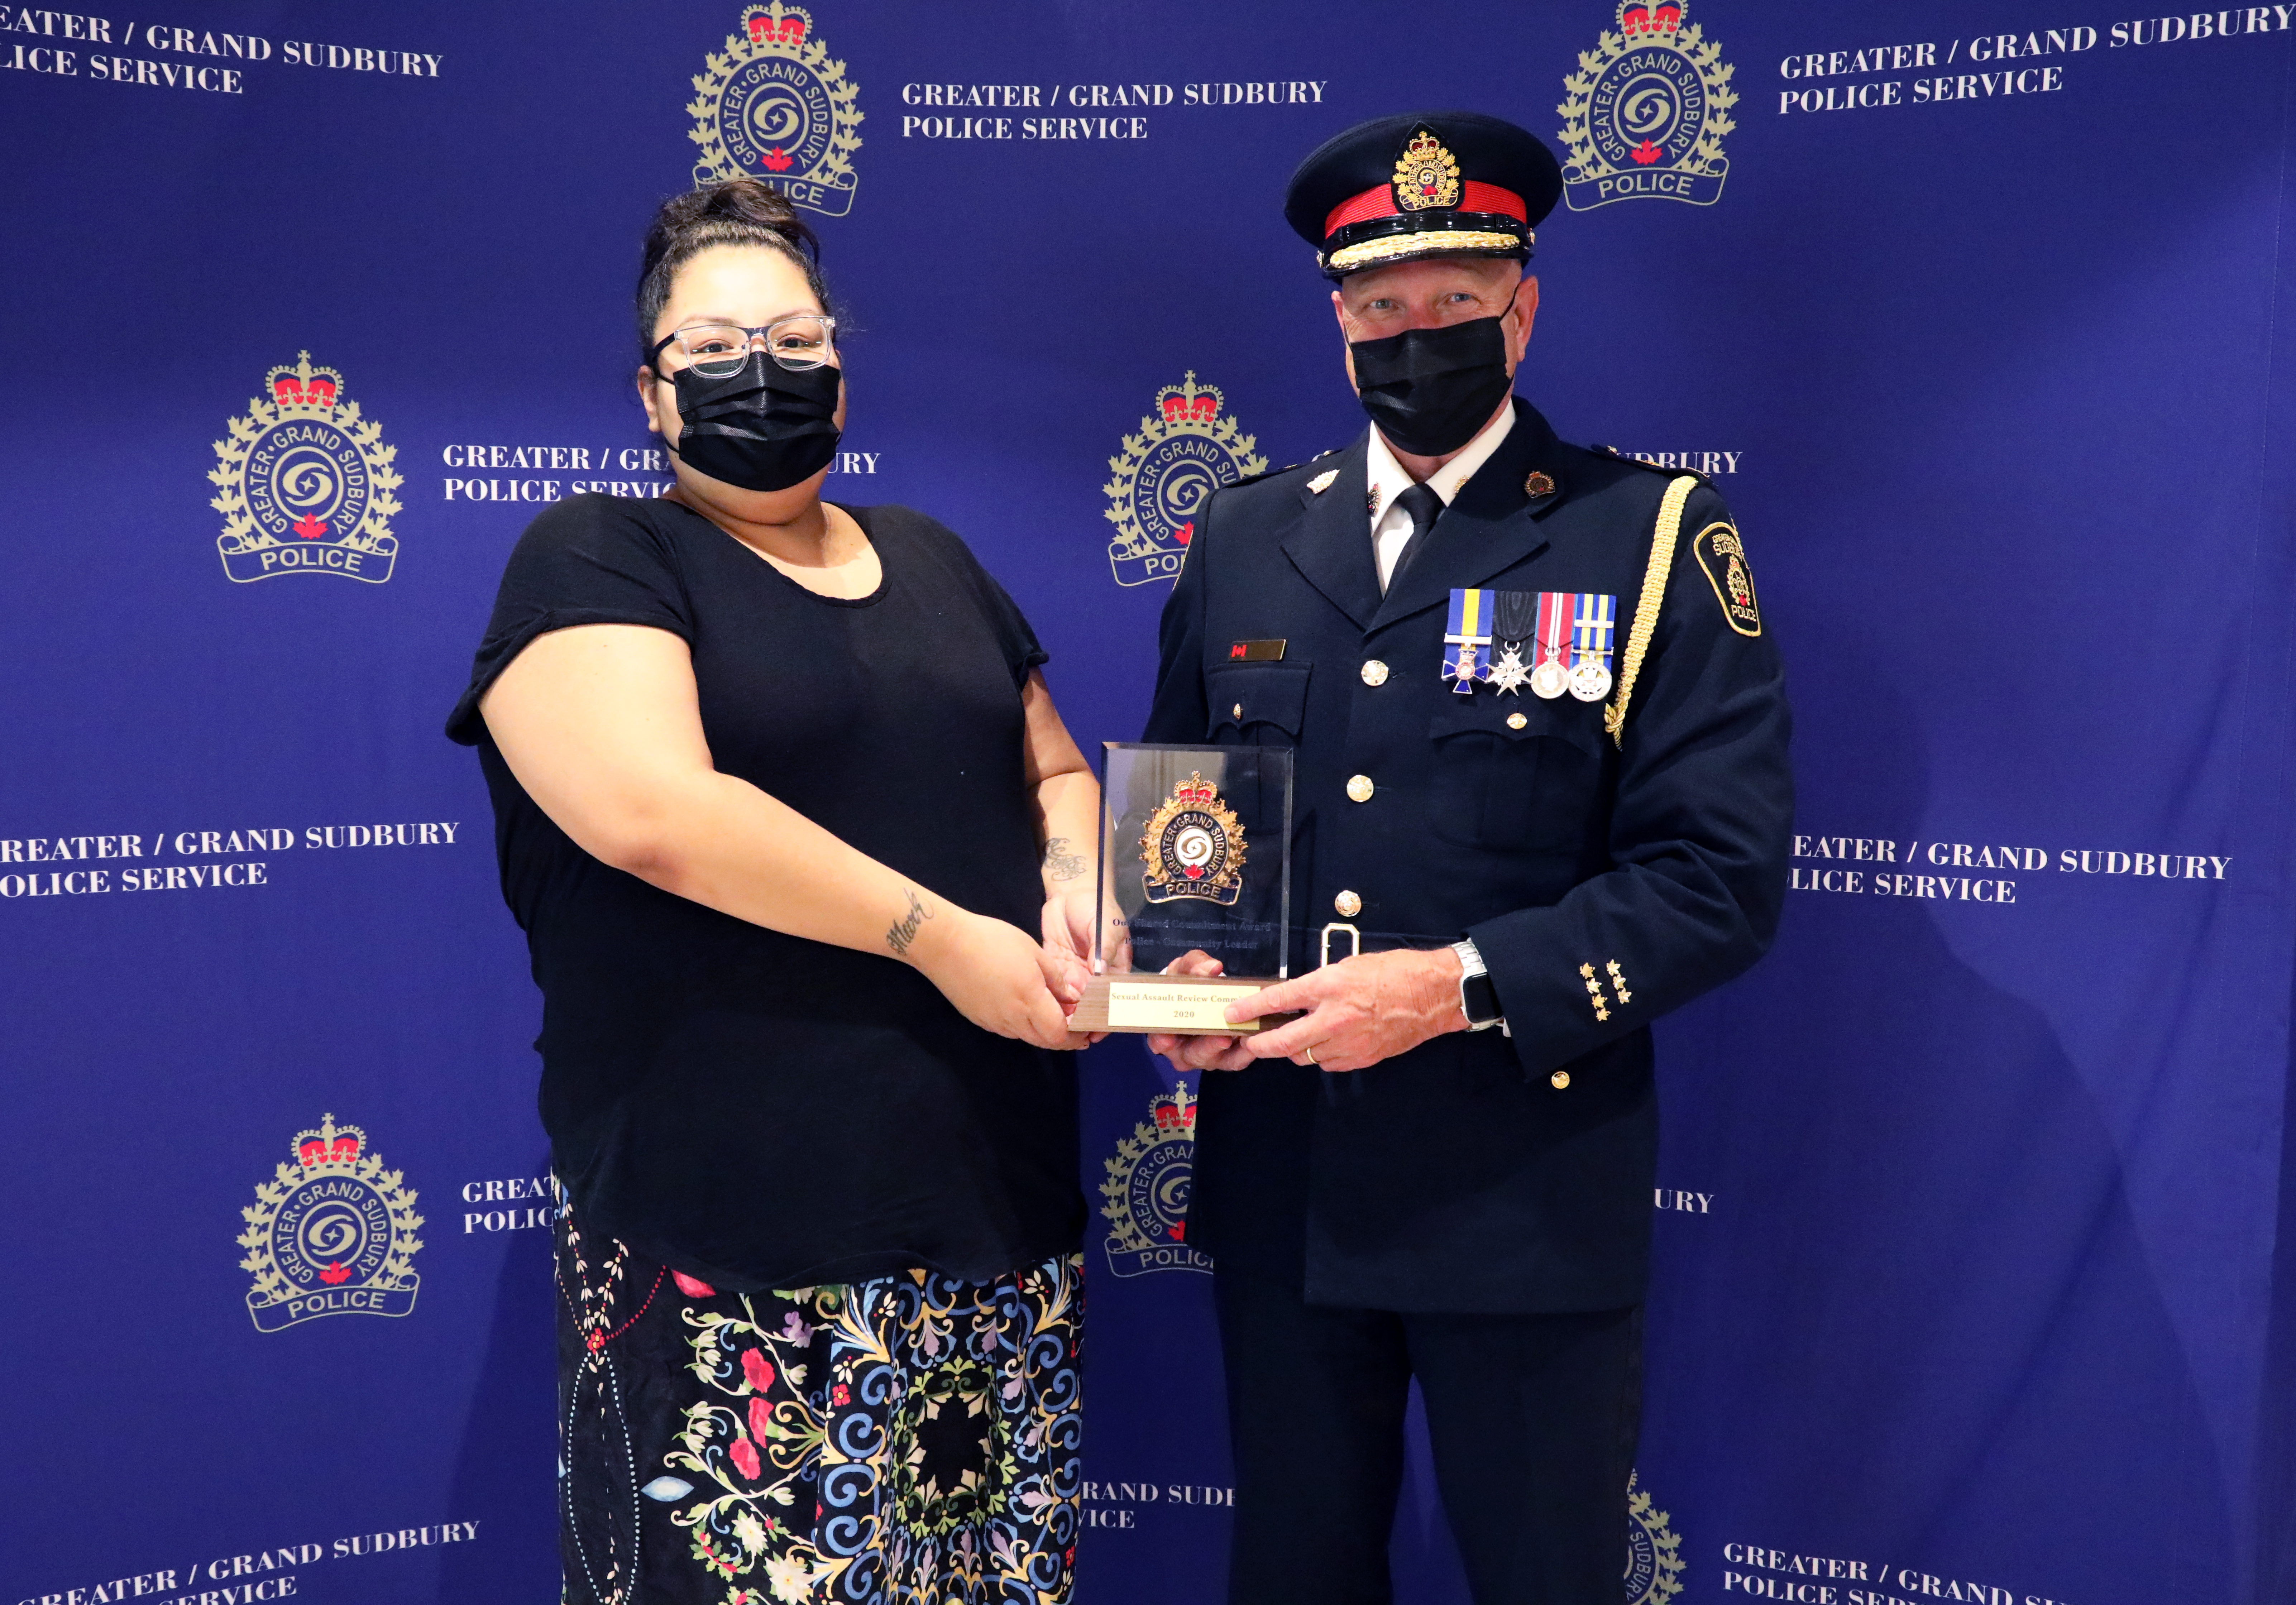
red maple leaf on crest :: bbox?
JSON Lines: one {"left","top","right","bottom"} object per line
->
{"left": 761, "top": 148, "right": 794, "bottom": 172}
{"left": 1631, "top": 139, "right": 1662, "bottom": 166}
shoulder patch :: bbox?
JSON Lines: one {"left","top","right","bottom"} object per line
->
{"left": 1690, "top": 521, "right": 1761, "bottom": 636}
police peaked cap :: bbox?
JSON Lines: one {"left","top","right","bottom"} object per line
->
{"left": 1284, "top": 111, "right": 1563, "bottom": 279}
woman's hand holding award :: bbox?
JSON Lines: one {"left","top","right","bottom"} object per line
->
{"left": 1068, "top": 744, "right": 1295, "bottom": 1035}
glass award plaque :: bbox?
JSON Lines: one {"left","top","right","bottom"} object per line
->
{"left": 1071, "top": 743, "right": 1293, "bottom": 1035}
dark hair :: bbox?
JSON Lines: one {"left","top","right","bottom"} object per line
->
{"left": 635, "top": 180, "right": 831, "bottom": 368}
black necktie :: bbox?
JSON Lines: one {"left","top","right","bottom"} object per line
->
{"left": 1388, "top": 481, "right": 1444, "bottom": 591}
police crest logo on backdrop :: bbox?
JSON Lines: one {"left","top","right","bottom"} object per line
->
{"left": 238, "top": 1113, "right": 424, "bottom": 1332}
{"left": 1625, "top": 1474, "right": 1686, "bottom": 1605}
{"left": 1556, "top": 0, "right": 1736, "bottom": 209}
{"left": 1101, "top": 1081, "right": 1212, "bottom": 1276}
{"left": 210, "top": 353, "right": 402, "bottom": 584}
{"left": 1103, "top": 373, "right": 1268, "bottom": 588}
{"left": 688, "top": 2, "right": 862, "bottom": 216}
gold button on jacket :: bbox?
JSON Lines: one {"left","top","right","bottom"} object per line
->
{"left": 1345, "top": 774, "right": 1374, "bottom": 802}
{"left": 1360, "top": 660, "right": 1389, "bottom": 686}
{"left": 1334, "top": 890, "right": 1362, "bottom": 917}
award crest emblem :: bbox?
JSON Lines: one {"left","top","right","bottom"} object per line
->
{"left": 1693, "top": 521, "right": 1761, "bottom": 636}
{"left": 1556, "top": 0, "right": 1737, "bottom": 210}
{"left": 1099, "top": 1081, "right": 1213, "bottom": 1276}
{"left": 1142, "top": 771, "right": 1245, "bottom": 905}
{"left": 688, "top": 3, "right": 863, "bottom": 217}
{"left": 1624, "top": 1472, "right": 1687, "bottom": 1604}
{"left": 209, "top": 353, "right": 402, "bottom": 584}
{"left": 1103, "top": 372, "right": 1268, "bottom": 587}
{"left": 1391, "top": 127, "right": 1462, "bottom": 211}
{"left": 237, "top": 1113, "right": 424, "bottom": 1332}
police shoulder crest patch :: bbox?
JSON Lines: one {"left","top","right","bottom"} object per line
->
{"left": 1691, "top": 520, "right": 1760, "bottom": 636}
{"left": 238, "top": 1113, "right": 424, "bottom": 1332}
{"left": 688, "top": 3, "right": 863, "bottom": 216}
{"left": 210, "top": 353, "right": 402, "bottom": 584}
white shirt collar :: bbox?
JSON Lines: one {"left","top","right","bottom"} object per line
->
{"left": 1365, "top": 401, "right": 1517, "bottom": 590}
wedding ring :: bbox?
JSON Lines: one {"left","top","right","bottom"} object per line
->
{"left": 1301, "top": 1045, "right": 1318, "bottom": 1065}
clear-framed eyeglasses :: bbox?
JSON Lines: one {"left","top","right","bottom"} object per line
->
{"left": 650, "top": 313, "right": 837, "bottom": 377}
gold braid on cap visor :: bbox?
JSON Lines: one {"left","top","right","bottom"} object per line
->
{"left": 1322, "top": 229, "right": 1531, "bottom": 274}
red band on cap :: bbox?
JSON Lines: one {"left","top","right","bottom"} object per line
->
{"left": 1324, "top": 181, "right": 1526, "bottom": 240}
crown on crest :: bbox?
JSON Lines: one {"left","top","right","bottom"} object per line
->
{"left": 293, "top": 1113, "right": 366, "bottom": 1169}
{"left": 264, "top": 351, "right": 343, "bottom": 410}
{"left": 1619, "top": 1, "right": 1684, "bottom": 39}
{"left": 1173, "top": 771, "right": 1218, "bottom": 806}
{"left": 742, "top": 3, "right": 809, "bottom": 45}
{"left": 1157, "top": 372, "right": 1223, "bottom": 425}
{"left": 1151, "top": 1080, "right": 1197, "bottom": 1134}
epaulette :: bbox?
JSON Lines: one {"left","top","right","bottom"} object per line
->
{"left": 1589, "top": 445, "right": 1714, "bottom": 492}
{"left": 1215, "top": 447, "right": 1346, "bottom": 495}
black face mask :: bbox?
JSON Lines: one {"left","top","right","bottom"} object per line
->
{"left": 664, "top": 354, "right": 842, "bottom": 492}
{"left": 1348, "top": 314, "right": 1515, "bottom": 458}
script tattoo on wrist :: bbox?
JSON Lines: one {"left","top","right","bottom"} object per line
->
{"left": 1042, "top": 837, "right": 1086, "bottom": 882}
{"left": 886, "top": 888, "right": 934, "bottom": 957}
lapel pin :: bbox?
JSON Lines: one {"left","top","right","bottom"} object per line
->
{"left": 1524, "top": 470, "right": 1556, "bottom": 498}
{"left": 1307, "top": 469, "right": 1338, "bottom": 494}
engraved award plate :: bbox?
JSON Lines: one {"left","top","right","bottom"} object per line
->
{"left": 1070, "top": 744, "right": 1294, "bottom": 1035}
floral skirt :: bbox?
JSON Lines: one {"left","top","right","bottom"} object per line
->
{"left": 555, "top": 1199, "right": 1083, "bottom": 1605}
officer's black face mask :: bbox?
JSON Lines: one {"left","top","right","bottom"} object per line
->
{"left": 1348, "top": 313, "right": 1515, "bottom": 459}
{"left": 662, "top": 354, "right": 843, "bottom": 493}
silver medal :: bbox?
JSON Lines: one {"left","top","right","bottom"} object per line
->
{"left": 1487, "top": 644, "right": 1532, "bottom": 697}
{"left": 1530, "top": 655, "right": 1570, "bottom": 700}
{"left": 1568, "top": 656, "right": 1613, "bottom": 703}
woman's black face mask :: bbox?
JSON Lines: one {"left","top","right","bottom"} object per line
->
{"left": 1346, "top": 313, "right": 1515, "bottom": 459}
{"left": 659, "top": 352, "right": 843, "bottom": 493}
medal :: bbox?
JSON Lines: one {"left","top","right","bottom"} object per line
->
{"left": 1569, "top": 656, "right": 1613, "bottom": 701}
{"left": 1487, "top": 590, "right": 1540, "bottom": 698}
{"left": 1531, "top": 590, "right": 1573, "bottom": 699}
{"left": 1487, "top": 644, "right": 1532, "bottom": 696}
{"left": 1442, "top": 588, "right": 1493, "bottom": 695}
{"left": 1568, "top": 592, "right": 1618, "bottom": 703}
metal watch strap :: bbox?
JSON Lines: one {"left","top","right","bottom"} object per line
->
{"left": 1451, "top": 938, "right": 1504, "bottom": 1031}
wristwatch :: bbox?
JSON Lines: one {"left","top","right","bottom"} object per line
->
{"left": 1450, "top": 939, "right": 1505, "bottom": 1032}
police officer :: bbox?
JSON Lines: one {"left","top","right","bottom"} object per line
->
{"left": 1143, "top": 111, "right": 1793, "bottom": 1604}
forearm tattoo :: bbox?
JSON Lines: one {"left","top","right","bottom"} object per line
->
{"left": 1042, "top": 837, "right": 1087, "bottom": 883}
{"left": 886, "top": 888, "right": 934, "bottom": 957}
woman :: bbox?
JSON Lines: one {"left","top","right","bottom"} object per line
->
{"left": 446, "top": 179, "right": 1099, "bottom": 1605}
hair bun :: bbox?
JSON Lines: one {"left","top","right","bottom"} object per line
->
{"left": 635, "top": 181, "right": 831, "bottom": 364}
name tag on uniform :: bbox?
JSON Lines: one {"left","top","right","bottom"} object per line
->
{"left": 1227, "top": 639, "right": 1287, "bottom": 661}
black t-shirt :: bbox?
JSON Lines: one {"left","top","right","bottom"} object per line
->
{"left": 446, "top": 494, "right": 1080, "bottom": 1291}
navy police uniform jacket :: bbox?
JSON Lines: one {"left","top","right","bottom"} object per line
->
{"left": 1143, "top": 398, "right": 1793, "bottom": 1314}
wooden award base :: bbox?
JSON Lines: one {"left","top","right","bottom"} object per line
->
{"left": 1070, "top": 972, "right": 1284, "bottom": 1035}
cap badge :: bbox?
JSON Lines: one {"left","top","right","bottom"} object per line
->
{"left": 1391, "top": 129, "right": 1462, "bottom": 212}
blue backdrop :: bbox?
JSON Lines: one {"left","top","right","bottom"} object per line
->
{"left": 5, "top": 3, "right": 2295, "bottom": 1602}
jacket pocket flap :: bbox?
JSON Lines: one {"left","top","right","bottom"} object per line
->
{"left": 1209, "top": 662, "right": 1312, "bottom": 735}
{"left": 1427, "top": 700, "right": 1602, "bottom": 754}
